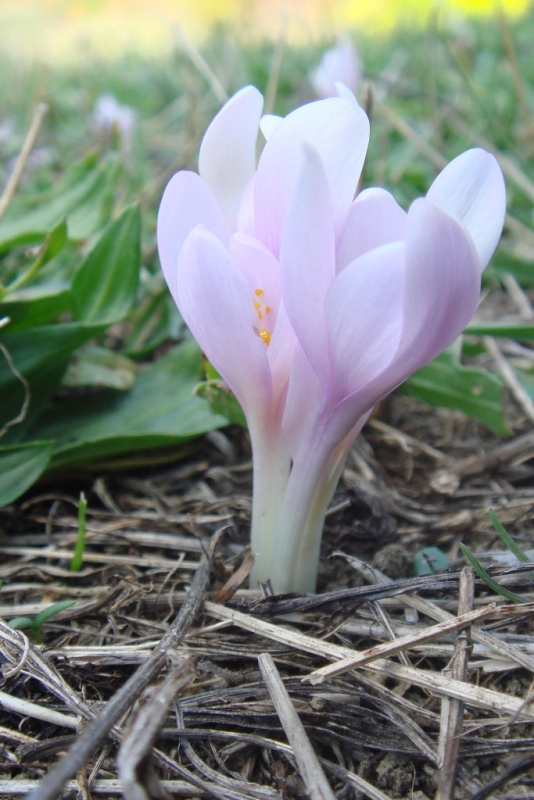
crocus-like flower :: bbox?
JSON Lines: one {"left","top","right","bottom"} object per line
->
{"left": 310, "top": 36, "right": 361, "bottom": 98}
{"left": 93, "top": 94, "right": 136, "bottom": 149}
{"left": 157, "top": 85, "right": 505, "bottom": 593}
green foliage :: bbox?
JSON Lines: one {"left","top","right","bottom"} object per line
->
{"left": 401, "top": 350, "right": 509, "bottom": 436}
{"left": 9, "top": 600, "right": 76, "bottom": 644}
{"left": 459, "top": 543, "right": 527, "bottom": 604}
{"left": 3, "top": 10, "right": 534, "bottom": 504}
{"left": 71, "top": 204, "right": 140, "bottom": 325}
{"left": 70, "top": 492, "right": 87, "bottom": 572}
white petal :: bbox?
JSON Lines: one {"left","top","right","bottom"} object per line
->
{"left": 157, "top": 171, "right": 232, "bottom": 305}
{"left": 426, "top": 148, "right": 506, "bottom": 270}
{"left": 198, "top": 86, "right": 263, "bottom": 228}
{"left": 336, "top": 188, "right": 407, "bottom": 272}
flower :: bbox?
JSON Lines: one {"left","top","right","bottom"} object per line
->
{"left": 93, "top": 94, "right": 136, "bottom": 149}
{"left": 157, "top": 86, "right": 505, "bottom": 593}
{"left": 310, "top": 36, "right": 361, "bottom": 98}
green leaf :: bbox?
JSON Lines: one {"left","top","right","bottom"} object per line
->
{"left": 33, "top": 599, "right": 76, "bottom": 628}
{"left": 0, "top": 284, "right": 70, "bottom": 332}
{"left": 195, "top": 380, "right": 247, "bottom": 427}
{"left": 62, "top": 345, "right": 137, "bottom": 390}
{"left": 123, "top": 289, "right": 175, "bottom": 358}
{"left": 0, "top": 442, "right": 53, "bottom": 505}
{"left": 0, "top": 154, "right": 117, "bottom": 252}
{"left": 466, "top": 322, "right": 534, "bottom": 339}
{"left": 70, "top": 493, "right": 87, "bottom": 572}
{"left": 401, "top": 350, "right": 509, "bottom": 436}
{"left": 71, "top": 205, "right": 141, "bottom": 325}
{"left": 0, "top": 322, "right": 102, "bottom": 437}
{"left": 459, "top": 543, "right": 526, "bottom": 604}
{"left": 1, "top": 218, "right": 68, "bottom": 298}
{"left": 489, "top": 510, "right": 531, "bottom": 564}
{"left": 31, "top": 339, "right": 226, "bottom": 471}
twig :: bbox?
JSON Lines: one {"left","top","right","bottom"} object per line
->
{"left": 452, "top": 429, "right": 534, "bottom": 477}
{"left": 342, "top": 555, "right": 534, "bottom": 673}
{"left": 0, "top": 103, "right": 48, "bottom": 221}
{"left": 435, "top": 568, "right": 474, "bottom": 800}
{"left": 263, "top": 19, "right": 286, "bottom": 116}
{"left": 204, "top": 602, "right": 534, "bottom": 720}
{"left": 0, "top": 342, "right": 31, "bottom": 439}
{"left": 117, "top": 661, "right": 196, "bottom": 800}
{"left": 258, "top": 653, "right": 336, "bottom": 800}
{"left": 174, "top": 27, "right": 228, "bottom": 104}
{"left": 27, "top": 556, "right": 211, "bottom": 800}
{"left": 306, "top": 602, "right": 494, "bottom": 684}
{"left": 0, "top": 689, "right": 78, "bottom": 730}
{"left": 483, "top": 336, "right": 534, "bottom": 424}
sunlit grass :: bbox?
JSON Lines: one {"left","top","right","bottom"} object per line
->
{"left": 1, "top": 0, "right": 532, "bottom": 63}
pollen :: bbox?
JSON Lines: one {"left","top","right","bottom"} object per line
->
{"left": 254, "top": 288, "right": 264, "bottom": 297}
{"left": 259, "top": 329, "right": 271, "bottom": 345}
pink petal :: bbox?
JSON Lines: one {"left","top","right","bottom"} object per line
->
{"left": 198, "top": 86, "right": 264, "bottom": 228}
{"left": 324, "top": 198, "right": 482, "bottom": 447}
{"left": 400, "top": 197, "right": 482, "bottom": 365}
{"left": 176, "top": 226, "right": 272, "bottom": 421}
{"left": 260, "top": 114, "right": 282, "bottom": 140}
{"left": 426, "top": 148, "right": 506, "bottom": 270}
{"left": 230, "top": 232, "right": 281, "bottom": 332}
{"left": 157, "top": 171, "right": 232, "bottom": 305}
{"left": 280, "top": 144, "right": 336, "bottom": 387}
{"left": 325, "top": 242, "right": 405, "bottom": 399}
{"left": 254, "top": 92, "right": 369, "bottom": 256}
{"left": 336, "top": 188, "right": 407, "bottom": 272}
{"left": 282, "top": 344, "right": 324, "bottom": 459}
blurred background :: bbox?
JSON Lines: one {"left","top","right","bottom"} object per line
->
{"left": 1, "top": 0, "right": 532, "bottom": 63}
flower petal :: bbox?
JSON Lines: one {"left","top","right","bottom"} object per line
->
{"left": 157, "top": 171, "right": 232, "bottom": 305}
{"left": 426, "top": 148, "right": 506, "bottom": 270}
{"left": 326, "top": 242, "right": 405, "bottom": 399}
{"left": 176, "top": 226, "right": 272, "bottom": 420}
{"left": 280, "top": 144, "right": 336, "bottom": 387}
{"left": 198, "top": 86, "right": 264, "bottom": 228}
{"left": 336, "top": 187, "right": 407, "bottom": 272}
{"left": 254, "top": 91, "right": 369, "bottom": 256}
{"left": 323, "top": 198, "right": 482, "bottom": 447}
{"left": 260, "top": 114, "right": 283, "bottom": 140}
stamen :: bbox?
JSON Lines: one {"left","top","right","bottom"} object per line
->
{"left": 259, "top": 329, "right": 271, "bottom": 345}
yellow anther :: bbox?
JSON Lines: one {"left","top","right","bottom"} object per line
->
{"left": 259, "top": 329, "right": 271, "bottom": 345}
{"left": 254, "top": 288, "right": 264, "bottom": 297}
{"left": 253, "top": 301, "right": 261, "bottom": 310}
{"left": 265, "top": 306, "right": 271, "bottom": 314}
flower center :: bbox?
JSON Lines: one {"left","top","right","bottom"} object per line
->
{"left": 252, "top": 288, "right": 272, "bottom": 345}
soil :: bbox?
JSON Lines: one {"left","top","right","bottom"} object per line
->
{"left": 1, "top": 384, "right": 534, "bottom": 799}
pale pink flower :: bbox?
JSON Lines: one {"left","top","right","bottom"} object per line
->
{"left": 157, "top": 86, "right": 505, "bottom": 592}
{"left": 310, "top": 36, "right": 361, "bottom": 98}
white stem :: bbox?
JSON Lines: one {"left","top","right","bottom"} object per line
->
{"left": 249, "top": 423, "right": 291, "bottom": 587}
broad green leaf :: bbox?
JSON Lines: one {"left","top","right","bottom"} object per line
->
{"left": 71, "top": 205, "right": 140, "bottom": 325}
{"left": 123, "top": 289, "right": 174, "bottom": 358}
{"left": 31, "top": 339, "right": 226, "bottom": 471}
{"left": 62, "top": 345, "right": 136, "bottom": 390}
{"left": 0, "top": 284, "right": 70, "bottom": 332}
{"left": 0, "top": 154, "right": 117, "bottom": 252}
{"left": 0, "top": 322, "right": 102, "bottom": 438}
{"left": 401, "top": 350, "right": 509, "bottom": 436}
{"left": 1, "top": 218, "right": 68, "bottom": 298}
{"left": 0, "top": 441, "right": 53, "bottom": 506}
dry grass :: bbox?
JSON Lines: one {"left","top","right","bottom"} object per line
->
{"left": 1, "top": 403, "right": 534, "bottom": 799}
